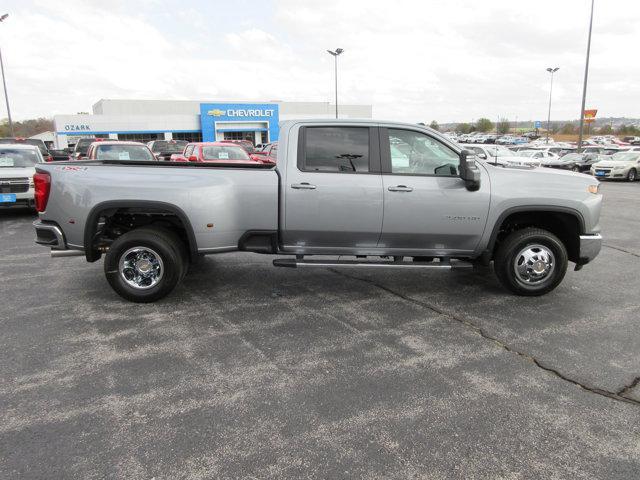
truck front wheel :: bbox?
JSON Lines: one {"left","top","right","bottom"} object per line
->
{"left": 493, "top": 228, "right": 568, "bottom": 296}
{"left": 104, "top": 227, "right": 186, "bottom": 303}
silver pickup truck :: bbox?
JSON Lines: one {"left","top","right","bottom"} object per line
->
{"left": 33, "top": 120, "right": 603, "bottom": 302}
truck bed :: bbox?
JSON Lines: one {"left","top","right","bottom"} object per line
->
{"left": 36, "top": 160, "right": 279, "bottom": 253}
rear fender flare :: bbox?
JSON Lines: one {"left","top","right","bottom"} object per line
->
{"left": 83, "top": 200, "right": 198, "bottom": 262}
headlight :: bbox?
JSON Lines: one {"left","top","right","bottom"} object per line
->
{"left": 613, "top": 165, "right": 624, "bottom": 170}
{"left": 588, "top": 184, "right": 600, "bottom": 194}
{"left": 29, "top": 177, "right": 35, "bottom": 188}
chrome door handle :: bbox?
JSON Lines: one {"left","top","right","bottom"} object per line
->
{"left": 291, "top": 182, "right": 316, "bottom": 190}
{"left": 388, "top": 185, "right": 413, "bottom": 192}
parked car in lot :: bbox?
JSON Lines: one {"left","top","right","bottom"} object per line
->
{"left": 496, "top": 135, "right": 528, "bottom": 145}
{"left": 147, "top": 140, "right": 188, "bottom": 161}
{"left": 465, "top": 144, "right": 542, "bottom": 166}
{"left": 541, "top": 152, "right": 605, "bottom": 172}
{"left": 84, "top": 141, "right": 157, "bottom": 161}
{"left": 526, "top": 145, "right": 576, "bottom": 157}
{"left": 0, "top": 137, "right": 52, "bottom": 162}
{"left": 590, "top": 151, "right": 640, "bottom": 181}
{"left": 250, "top": 142, "right": 278, "bottom": 164}
{"left": 72, "top": 137, "right": 104, "bottom": 160}
{"left": 218, "top": 139, "right": 255, "bottom": 153}
{"left": 517, "top": 150, "right": 559, "bottom": 162}
{"left": 48, "top": 149, "right": 72, "bottom": 161}
{"left": 0, "top": 144, "right": 44, "bottom": 209}
{"left": 33, "top": 119, "right": 603, "bottom": 302}
{"left": 174, "top": 142, "right": 267, "bottom": 165}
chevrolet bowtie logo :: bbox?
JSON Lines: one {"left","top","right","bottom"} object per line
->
{"left": 207, "top": 109, "right": 226, "bottom": 117}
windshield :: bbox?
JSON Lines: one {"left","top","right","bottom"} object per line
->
{"left": 95, "top": 144, "right": 155, "bottom": 161}
{"left": 0, "top": 148, "right": 41, "bottom": 167}
{"left": 611, "top": 152, "right": 640, "bottom": 162}
{"left": 151, "top": 140, "right": 188, "bottom": 153}
{"left": 202, "top": 146, "right": 250, "bottom": 161}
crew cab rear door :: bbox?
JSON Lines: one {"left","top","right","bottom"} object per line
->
{"left": 378, "top": 127, "right": 490, "bottom": 254}
{"left": 282, "top": 125, "right": 383, "bottom": 251}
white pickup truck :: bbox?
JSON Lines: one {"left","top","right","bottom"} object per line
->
{"left": 33, "top": 120, "right": 603, "bottom": 302}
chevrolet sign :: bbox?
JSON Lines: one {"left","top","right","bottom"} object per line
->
{"left": 207, "top": 108, "right": 275, "bottom": 117}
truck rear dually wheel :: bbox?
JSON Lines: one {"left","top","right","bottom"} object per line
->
{"left": 493, "top": 227, "right": 568, "bottom": 296}
{"left": 104, "top": 227, "right": 186, "bottom": 303}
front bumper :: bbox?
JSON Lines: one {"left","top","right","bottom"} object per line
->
{"left": 590, "top": 168, "right": 628, "bottom": 179}
{"left": 578, "top": 234, "right": 602, "bottom": 265}
{"left": 0, "top": 187, "right": 34, "bottom": 207}
{"left": 33, "top": 220, "right": 67, "bottom": 250}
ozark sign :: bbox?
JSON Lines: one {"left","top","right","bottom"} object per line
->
{"left": 63, "top": 124, "right": 92, "bottom": 132}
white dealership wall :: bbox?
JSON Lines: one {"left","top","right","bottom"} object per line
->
{"left": 53, "top": 99, "right": 373, "bottom": 148}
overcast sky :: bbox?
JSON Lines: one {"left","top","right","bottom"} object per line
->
{"left": 1, "top": 0, "right": 638, "bottom": 123}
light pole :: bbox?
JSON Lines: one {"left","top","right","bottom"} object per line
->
{"left": 578, "top": 0, "right": 595, "bottom": 149}
{"left": 0, "top": 13, "right": 13, "bottom": 137}
{"left": 545, "top": 67, "right": 559, "bottom": 144}
{"left": 326, "top": 48, "right": 344, "bottom": 119}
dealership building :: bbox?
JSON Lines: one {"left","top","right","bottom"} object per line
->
{"left": 52, "top": 99, "right": 373, "bottom": 148}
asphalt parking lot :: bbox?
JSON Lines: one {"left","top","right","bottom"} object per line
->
{"left": 1, "top": 182, "right": 640, "bottom": 479}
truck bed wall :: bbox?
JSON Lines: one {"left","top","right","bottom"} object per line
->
{"left": 38, "top": 164, "right": 279, "bottom": 252}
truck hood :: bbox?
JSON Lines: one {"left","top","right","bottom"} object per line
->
{"left": 0, "top": 166, "right": 36, "bottom": 177}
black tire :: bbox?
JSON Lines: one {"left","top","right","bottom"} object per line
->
{"left": 494, "top": 227, "right": 568, "bottom": 296}
{"left": 627, "top": 168, "right": 637, "bottom": 182}
{"left": 104, "top": 227, "right": 186, "bottom": 303}
{"left": 571, "top": 165, "right": 580, "bottom": 172}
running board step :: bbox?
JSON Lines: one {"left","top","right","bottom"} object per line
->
{"left": 272, "top": 258, "right": 474, "bottom": 269}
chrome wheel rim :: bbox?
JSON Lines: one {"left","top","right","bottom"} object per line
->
{"left": 513, "top": 244, "right": 555, "bottom": 286}
{"left": 119, "top": 247, "right": 164, "bottom": 290}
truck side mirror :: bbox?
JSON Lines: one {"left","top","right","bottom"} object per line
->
{"left": 459, "top": 150, "right": 481, "bottom": 191}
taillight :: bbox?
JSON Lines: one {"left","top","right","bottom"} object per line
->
{"left": 46, "top": 155, "right": 53, "bottom": 162}
{"left": 33, "top": 172, "right": 51, "bottom": 213}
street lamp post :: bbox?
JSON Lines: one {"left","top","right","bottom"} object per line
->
{"left": 578, "top": 0, "right": 595, "bottom": 149}
{"left": 0, "top": 13, "right": 13, "bottom": 137}
{"left": 545, "top": 67, "right": 559, "bottom": 144}
{"left": 326, "top": 48, "right": 344, "bottom": 119}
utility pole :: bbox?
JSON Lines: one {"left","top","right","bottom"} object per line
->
{"left": 545, "top": 67, "right": 559, "bottom": 144}
{"left": 578, "top": 0, "right": 595, "bottom": 149}
{"left": 326, "top": 48, "right": 344, "bottom": 119}
{"left": 0, "top": 13, "right": 13, "bottom": 136}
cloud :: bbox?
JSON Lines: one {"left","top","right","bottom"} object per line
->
{"left": 0, "top": 0, "right": 638, "bottom": 123}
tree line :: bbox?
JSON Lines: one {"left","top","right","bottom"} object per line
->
{"left": 0, "top": 117, "right": 54, "bottom": 138}
{"left": 427, "top": 118, "right": 640, "bottom": 136}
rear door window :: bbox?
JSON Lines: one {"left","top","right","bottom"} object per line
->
{"left": 301, "top": 127, "right": 370, "bottom": 173}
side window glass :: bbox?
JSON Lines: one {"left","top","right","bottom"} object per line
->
{"left": 388, "top": 129, "right": 458, "bottom": 176}
{"left": 303, "top": 127, "right": 369, "bottom": 172}
{"left": 185, "top": 145, "right": 194, "bottom": 157}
